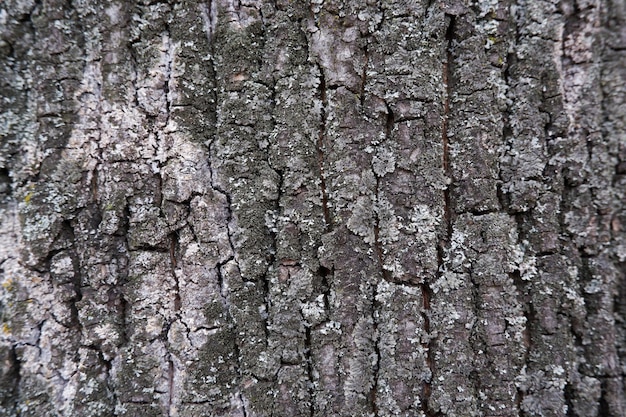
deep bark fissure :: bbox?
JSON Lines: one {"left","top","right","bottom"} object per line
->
{"left": 199, "top": 0, "right": 217, "bottom": 45}
{"left": 563, "top": 381, "right": 576, "bottom": 417}
{"left": 167, "top": 356, "right": 175, "bottom": 416}
{"left": 215, "top": 256, "right": 234, "bottom": 299}
{"left": 230, "top": 323, "right": 249, "bottom": 417}
{"left": 360, "top": 44, "right": 369, "bottom": 108}
{"left": 206, "top": 144, "right": 238, "bottom": 267}
{"left": 501, "top": 24, "right": 532, "bottom": 411}
{"left": 163, "top": 22, "right": 174, "bottom": 131}
{"left": 317, "top": 265, "right": 333, "bottom": 325}
{"left": 373, "top": 102, "right": 394, "bottom": 283}
{"left": 419, "top": 281, "right": 434, "bottom": 416}
{"left": 164, "top": 20, "right": 179, "bottom": 411}
{"left": 117, "top": 201, "right": 132, "bottom": 349}
{"left": 467, "top": 270, "right": 486, "bottom": 412}
{"left": 499, "top": 49, "right": 515, "bottom": 213}
{"left": 568, "top": 253, "right": 588, "bottom": 381}
{"left": 9, "top": 345, "right": 21, "bottom": 414}
{"left": 304, "top": 321, "right": 315, "bottom": 417}
{"left": 205, "top": 140, "right": 257, "bottom": 410}
{"left": 598, "top": 376, "right": 613, "bottom": 416}
{"left": 316, "top": 65, "right": 332, "bottom": 231}
{"left": 259, "top": 261, "right": 272, "bottom": 342}
{"left": 169, "top": 232, "right": 181, "bottom": 312}
{"left": 422, "top": 14, "right": 457, "bottom": 417}
{"left": 370, "top": 280, "right": 381, "bottom": 417}
{"left": 69, "top": 258, "right": 83, "bottom": 331}
{"left": 441, "top": 14, "right": 454, "bottom": 239}
{"left": 369, "top": 102, "right": 395, "bottom": 416}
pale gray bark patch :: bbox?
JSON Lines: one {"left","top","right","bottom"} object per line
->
{"left": 0, "top": 0, "right": 625, "bottom": 416}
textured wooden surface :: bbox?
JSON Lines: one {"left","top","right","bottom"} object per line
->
{"left": 0, "top": 0, "right": 625, "bottom": 415}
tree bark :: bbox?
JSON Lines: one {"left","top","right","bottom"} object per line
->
{"left": 1, "top": 0, "right": 625, "bottom": 416}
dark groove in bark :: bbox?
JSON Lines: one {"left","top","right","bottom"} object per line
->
{"left": 598, "top": 378, "right": 611, "bottom": 416}
{"left": 90, "top": 165, "right": 99, "bottom": 202}
{"left": 169, "top": 232, "right": 181, "bottom": 312}
{"left": 168, "top": 234, "right": 180, "bottom": 413}
{"left": 373, "top": 103, "right": 394, "bottom": 284}
{"left": 420, "top": 282, "right": 434, "bottom": 416}
{"left": 370, "top": 280, "right": 380, "bottom": 417}
{"left": 423, "top": 14, "right": 456, "bottom": 417}
{"left": 502, "top": 36, "right": 531, "bottom": 410}
{"left": 564, "top": 382, "right": 576, "bottom": 417}
{"left": 69, "top": 257, "right": 83, "bottom": 330}
{"left": 304, "top": 325, "right": 315, "bottom": 417}
{"left": 369, "top": 102, "right": 395, "bottom": 416}
{"left": 442, "top": 14, "right": 454, "bottom": 238}
{"left": 118, "top": 201, "right": 131, "bottom": 350}
{"left": 318, "top": 265, "right": 332, "bottom": 320}
{"left": 167, "top": 356, "right": 175, "bottom": 416}
{"left": 360, "top": 45, "right": 368, "bottom": 108}
{"left": 206, "top": 115, "right": 257, "bottom": 417}
{"left": 499, "top": 50, "right": 514, "bottom": 213}
{"left": 317, "top": 65, "right": 331, "bottom": 231}
{"left": 230, "top": 326, "right": 248, "bottom": 417}
{"left": 216, "top": 256, "right": 234, "bottom": 299}
{"left": 200, "top": 0, "right": 217, "bottom": 45}
{"left": 212, "top": 189, "right": 247, "bottom": 415}
{"left": 9, "top": 345, "right": 21, "bottom": 414}
{"left": 161, "top": 24, "right": 180, "bottom": 414}
{"left": 163, "top": 22, "right": 173, "bottom": 129}
{"left": 118, "top": 291, "right": 129, "bottom": 346}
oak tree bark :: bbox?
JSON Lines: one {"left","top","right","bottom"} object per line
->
{"left": 1, "top": 0, "right": 625, "bottom": 416}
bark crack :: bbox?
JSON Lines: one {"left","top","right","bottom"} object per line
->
{"left": 441, "top": 15, "right": 454, "bottom": 240}
{"left": 370, "top": 280, "right": 381, "bottom": 417}
{"left": 420, "top": 282, "right": 434, "bottom": 416}
{"left": 360, "top": 44, "right": 369, "bottom": 108}
{"left": 206, "top": 140, "right": 254, "bottom": 408}
{"left": 199, "top": 0, "right": 217, "bottom": 46}
{"left": 424, "top": 14, "right": 456, "bottom": 417}
{"left": 169, "top": 232, "right": 181, "bottom": 312}
{"left": 373, "top": 102, "right": 394, "bottom": 283}
{"left": 167, "top": 356, "right": 175, "bottom": 416}
{"left": 162, "top": 24, "right": 178, "bottom": 416}
{"left": 304, "top": 318, "right": 315, "bottom": 417}
{"left": 498, "top": 5, "right": 532, "bottom": 410}
{"left": 9, "top": 345, "right": 21, "bottom": 414}
{"left": 369, "top": 101, "right": 395, "bottom": 416}
{"left": 316, "top": 64, "right": 332, "bottom": 231}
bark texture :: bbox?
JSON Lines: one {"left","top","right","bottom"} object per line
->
{"left": 0, "top": 0, "right": 625, "bottom": 416}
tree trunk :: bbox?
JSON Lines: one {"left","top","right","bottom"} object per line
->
{"left": 1, "top": 0, "right": 625, "bottom": 416}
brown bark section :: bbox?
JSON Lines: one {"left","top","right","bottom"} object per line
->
{"left": 0, "top": 0, "right": 624, "bottom": 416}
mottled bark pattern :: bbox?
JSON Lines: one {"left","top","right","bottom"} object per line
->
{"left": 0, "top": 0, "right": 624, "bottom": 416}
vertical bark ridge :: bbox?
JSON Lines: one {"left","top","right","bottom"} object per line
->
{"left": 2, "top": 1, "right": 113, "bottom": 415}
{"left": 207, "top": 2, "right": 281, "bottom": 415}
{"left": 501, "top": 0, "right": 575, "bottom": 411}
{"left": 364, "top": 2, "right": 447, "bottom": 415}
{"left": 431, "top": 1, "right": 530, "bottom": 414}
{"left": 500, "top": 13, "right": 534, "bottom": 412}
{"left": 500, "top": 0, "right": 624, "bottom": 415}
{"left": 307, "top": 2, "right": 384, "bottom": 414}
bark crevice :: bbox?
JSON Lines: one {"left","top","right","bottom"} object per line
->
{"left": 316, "top": 65, "right": 331, "bottom": 231}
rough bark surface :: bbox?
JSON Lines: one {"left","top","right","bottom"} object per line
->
{"left": 0, "top": 0, "right": 625, "bottom": 416}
